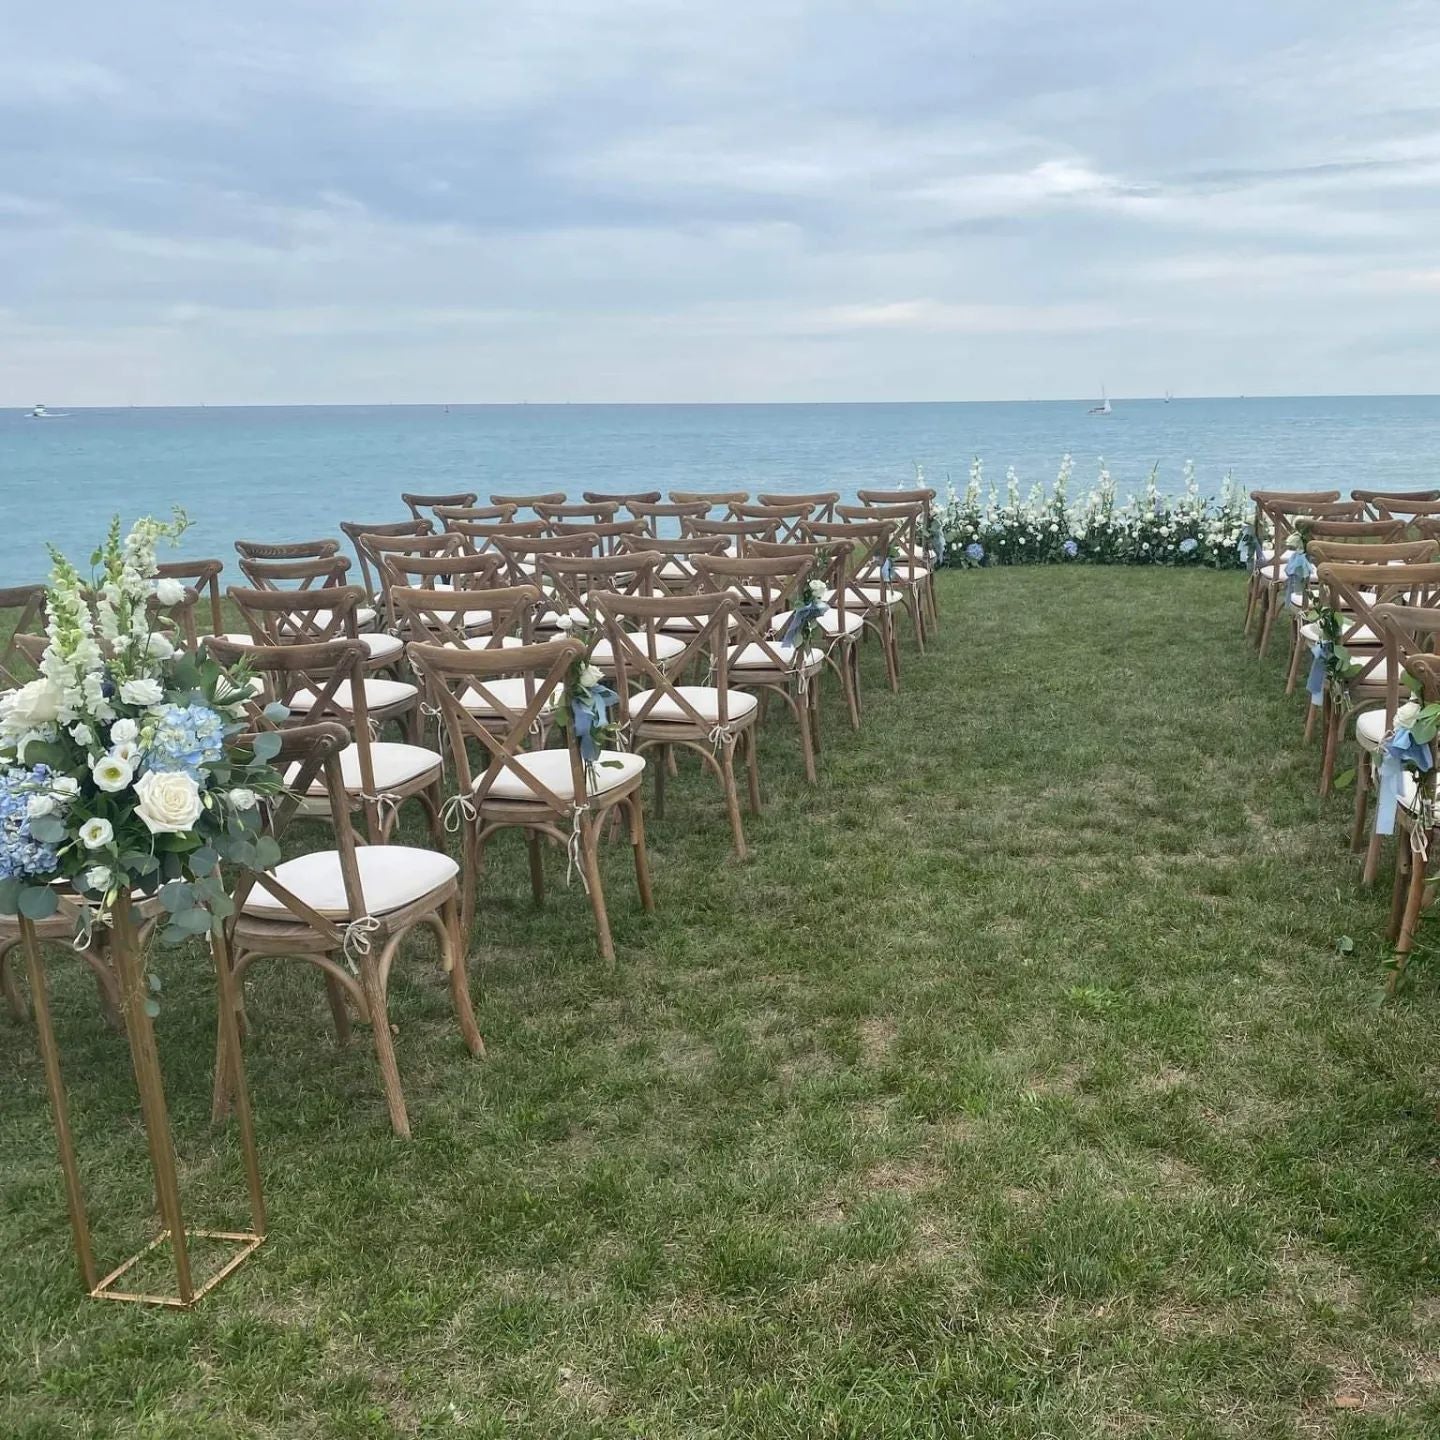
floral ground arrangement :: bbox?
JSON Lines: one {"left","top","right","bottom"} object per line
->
{"left": 3, "top": 568, "right": 1438, "bottom": 1438}
{"left": 930, "top": 457, "right": 1251, "bottom": 569}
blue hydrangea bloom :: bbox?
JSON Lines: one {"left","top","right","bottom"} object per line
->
{"left": 0, "top": 766, "right": 60, "bottom": 881}
{"left": 965, "top": 542, "right": 985, "bottom": 562}
{"left": 1063, "top": 538, "right": 1079, "bottom": 558}
{"left": 143, "top": 703, "right": 226, "bottom": 780}
{"left": 1179, "top": 537, "right": 1198, "bottom": 554}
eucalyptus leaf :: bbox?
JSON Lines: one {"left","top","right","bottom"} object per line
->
{"left": 262, "top": 701, "right": 291, "bottom": 722}
{"left": 159, "top": 881, "right": 194, "bottom": 913}
{"left": 143, "top": 997, "right": 161, "bottom": 1019}
{"left": 251, "top": 732, "right": 283, "bottom": 762}
{"left": 18, "top": 885, "right": 59, "bottom": 920}
{"left": 0, "top": 878, "right": 21, "bottom": 915}
{"left": 170, "top": 907, "right": 214, "bottom": 936}
{"left": 27, "top": 815, "right": 67, "bottom": 844}
{"left": 253, "top": 836, "right": 282, "bottom": 868}
{"left": 190, "top": 846, "right": 219, "bottom": 877}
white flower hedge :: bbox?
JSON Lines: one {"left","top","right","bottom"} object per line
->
{"left": 930, "top": 456, "right": 1250, "bottom": 569}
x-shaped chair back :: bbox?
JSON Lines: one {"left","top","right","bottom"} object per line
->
{"left": 618, "top": 534, "right": 729, "bottom": 591}
{"left": 668, "top": 491, "right": 749, "bottom": 515}
{"left": 534, "top": 501, "right": 619, "bottom": 528}
{"left": 401, "top": 491, "right": 477, "bottom": 523}
{"left": 229, "top": 580, "right": 365, "bottom": 648}
{"left": 433, "top": 503, "right": 519, "bottom": 528}
{"left": 582, "top": 490, "right": 661, "bottom": 506}
{"left": 550, "top": 519, "right": 648, "bottom": 556}
{"left": 693, "top": 554, "right": 812, "bottom": 669}
{"left": 340, "top": 519, "right": 433, "bottom": 605}
{"left": 537, "top": 551, "right": 661, "bottom": 628}
{"left": 628, "top": 500, "right": 709, "bottom": 538}
{"left": 392, "top": 583, "right": 540, "bottom": 650}
{"left": 732, "top": 501, "right": 820, "bottom": 544}
{"left": 758, "top": 491, "right": 841, "bottom": 522}
{"left": 0, "top": 584, "right": 46, "bottom": 687}
{"left": 445, "top": 517, "right": 548, "bottom": 557}
{"left": 803, "top": 518, "right": 898, "bottom": 608}
{"left": 234, "top": 538, "right": 339, "bottom": 563}
{"left": 1353, "top": 489, "right": 1440, "bottom": 517}
{"left": 1315, "top": 561, "right": 1440, "bottom": 690}
{"left": 489, "top": 492, "right": 566, "bottom": 518}
{"left": 492, "top": 532, "right": 596, "bottom": 585}
{"left": 154, "top": 560, "right": 225, "bottom": 636}
{"left": 683, "top": 516, "right": 777, "bottom": 554}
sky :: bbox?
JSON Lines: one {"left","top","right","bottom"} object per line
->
{"left": 3, "top": 1, "right": 1440, "bottom": 406}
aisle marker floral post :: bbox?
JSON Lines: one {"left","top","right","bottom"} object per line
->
{"left": 0, "top": 513, "right": 286, "bottom": 980}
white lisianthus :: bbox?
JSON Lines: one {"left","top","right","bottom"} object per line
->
{"left": 110, "top": 718, "right": 139, "bottom": 745}
{"left": 92, "top": 753, "right": 134, "bottom": 792}
{"left": 83, "top": 865, "right": 112, "bottom": 892}
{"left": 26, "top": 793, "right": 58, "bottom": 819}
{"left": 70, "top": 722, "right": 95, "bottom": 746}
{"left": 79, "top": 817, "right": 115, "bottom": 849}
{"left": 0, "top": 678, "right": 62, "bottom": 738}
{"left": 578, "top": 663, "right": 603, "bottom": 689}
{"left": 1396, "top": 700, "right": 1422, "bottom": 731}
{"left": 52, "top": 776, "right": 80, "bottom": 798}
{"left": 118, "top": 677, "right": 164, "bottom": 707}
{"left": 227, "top": 787, "right": 259, "bottom": 811}
{"left": 145, "top": 631, "right": 176, "bottom": 660}
{"left": 134, "top": 770, "right": 203, "bottom": 834}
{"left": 110, "top": 741, "right": 141, "bottom": 767}
{"left": 805, "top": 578, "right": 827, "bottom": 602}
{"left": 154, "top": 577, "right": 186, "bottom": 607}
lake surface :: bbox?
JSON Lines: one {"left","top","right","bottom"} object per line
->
{"left": 2, "top": 396, "right": 1438, "bottom": 582}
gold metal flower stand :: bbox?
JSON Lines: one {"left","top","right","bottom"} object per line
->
{"left": 20, "top": 893, "right": 265, "bottom": 1308}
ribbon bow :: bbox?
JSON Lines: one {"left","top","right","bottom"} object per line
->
{"left": 1375, "top": 727, "right": 1433, "bottom": 837}
{"left": 1306, "top": 641, "right": 1331, "bottom": 708}
{"left": 571, "top": 681, "right": 620, "bottom": 767}
{"left": 1284, "top": 550, "right": 1316, "bottom": 608}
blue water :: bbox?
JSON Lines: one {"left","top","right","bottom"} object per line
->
{"left": 3, "top": 396, "right": 1439, "bottom": 583}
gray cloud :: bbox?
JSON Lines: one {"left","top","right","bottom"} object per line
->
{"left": 3, "top": 1, "right": 1440, "bottom": 403}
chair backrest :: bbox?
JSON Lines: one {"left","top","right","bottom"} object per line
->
{"left": 234, "top": 538, "right": 340, "bottom": 562}
{"left": 582, "top": 490, "right": 662, "bottom": 506}
{"left": 154, "top": 560, "right": 225, "bottom": 637}
{"left": 434, "top": 503, "right": 519, "bottom": 528}
{"left": 401, "top": 491, "right": 477, "bottom": 523}
{"left": 1300, "top": 519, "right": 1407, "bottom": 545}
{"left": 207, "top": 635, "right": 373, "bottom": 750}
{"left": 856, "top": 487, "right": 936, "bottom": 506}
{"left": 682, "top": 516, "right": 776, "bottom": 552}
{"left": 836, "top": 502, "right": 920, "bottom": 561}
{"left": 491, "top": 532, "right": 597, "bottom": 585}
{"left": 693, "top": 555, "right": 812, "bottom": 668}
{"left": 668, "top": 490, "right": 749, "bottom": 513}
{"left": 0, "top": 584, "right": 47, "bottom": 688}
{"left": 626, "top": 500, "right": 711, "bottom": 536}
{"left": 445, "top": 516, "right": 549, "bottom": 556}
{"left": 237, "top": 552, "right": 352, "bottom": 594}
{"left": 537, "top": 551, "right": 661, "bottom": 625}
{"left": 1315, "top": 562, "right": 1440, "bottom": 688}
{"left": 1256, "top": 499, "right": 1365, "bottom": 554}
{"left": 1373, "top": 603, "right": 1440, "bottom": 726}
{"left": 228, "top": 582, "right": 364, "bottom": 645}
{"left": 488, "top": 492, "right": 567, "bottom": 517}
{"left": 757, "top": 491, "right": 841, "bottom": 522}
{"left": 803, "top": 518, "right": 898, "bottom": 609}
{"left": 616, "top": 534, "right": 729, "bottom": 589}
{"left": 1307, "top": 540, "right": 1439, "bottom": 567}
{"left": 1352, "top": 489, "right": 1440, "bottom": 512}
{"left": 534, "top": 501, "right": 619, "bottom": 527}
{"left": 392, "top": 583, "right": 540, "bottom": 650}
{"left": 339, "top": 519, "right": 433, "bottom": 603}
{"left": 409, "top": 638, "right": 584, "bottom": 811}
{"left": 732, "top": 500, "right": 823, "bottom": 544}
{"left": 1373, "top": 496, "right": 1440, "bottom": 521}
{"left": 549, "top": 518, "right": 648, "bottom": 556}
{"left": 592, "top": 591, "right": 739, "bottom": 730}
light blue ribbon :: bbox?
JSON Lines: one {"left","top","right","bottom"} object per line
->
{"left": 571, "top": 682, "right": 619, "bottom": 766}
{"left": 781, "top": 600, "right": 827, "bottom": 648}
{"left": 1306, "top": 642, "right": 1330, "bottom": 707}
{"left": 1239, "top": 526, "right": 1257, "bottom": 570}
{"left": 1284, "top": 550, "right": 1315, "bottom": 608}
{"left": 932, "top": 526, "right": 946, "bottom": 565}
{"left": 1375, "top": 728, "right": 1433, "bottom": 836}
{"left": 881, "top": 557, "right": 895, "bottom": 582}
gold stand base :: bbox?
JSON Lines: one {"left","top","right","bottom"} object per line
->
{"left": 91, "top": 1230, "right": 265, "bottom": 1309}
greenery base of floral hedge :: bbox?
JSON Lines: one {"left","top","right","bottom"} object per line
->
{"left": 928, "top": 456, "right": 1250, "bottom": 570}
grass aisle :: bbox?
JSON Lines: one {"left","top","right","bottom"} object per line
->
{"left": 2, "top": 567, "right": 1437, "bottom": 1439}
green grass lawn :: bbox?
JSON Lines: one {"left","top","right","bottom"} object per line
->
{"left": 2, "top": 566, "right": 1438, "bottom": 1439}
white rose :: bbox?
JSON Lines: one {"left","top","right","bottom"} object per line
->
{"left": 109, "top": 718, "right": 139, "bottom": 746}
{"left": 119, "top": 678, "right": 164, "bottom": 707}
{"left": 228, "top": 787, "right": 258, "bottom": 811}
{"left": 578, "top": 663, "right": 603, "bottom": 689}
{"left": 83, "top": 865, "right": 112, "bottom": 892}
{"left": 1396, "top": 701, "right": 1422, "bottom": 731}
{"left": 26, "top": 793, "right": 57, "bottom": 819}
{"left": 154, "top": 577, "right": 186, "bottom": 607}
{"left": 79, "top": 817, "right": 114, "bottom": 849}
{"left": 134, "top": 770, "right": 202, "bottom": 834}
{"left": 92, "top": 754, "right": 134, "bottom": 793}
{"left": 145, "top": 632, "right": 175, "bottom": 660}
{"left": 52, "top": 776, "right": 80, "bottom": 798}
{"left": 0, "top": 678, "right": 61, "bottom": 737}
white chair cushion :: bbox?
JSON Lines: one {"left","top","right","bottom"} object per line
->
{"left": 283, "top": 741, "right": 441, "bottom": 794}
{"left": 592, "top": 632, "right": 687, "bottom": 665}
{"left": 857, "top": 562, "right": 930, "bottom": 582}
{"left": 536, "top": 605, "right": 589, "bottom": 629}
{"left": 772, "top": 606, "right": 863, "bottom": 637}
{"left": 360, "top": 632, "right": 404, "bottom": 661}
{"left": 482, "top": 748, "right": 645, "bottom": 803}
{"left": 1299, "top": 620, "right": 1377, "bottom": 645}
{"left": 243, "top": 846, "right": 458, "bottom": 919}
{"left": 629, "top": 685, "right": 760, "bottom": 723}
{"left": 289, "top": 678, "right": 418, "bottom": 712}
{"left": 457, "top": 634, "right": 526, "bottom": 650}
{"left": 282, "top": 606, "right": 378, "bottom": 634}
{"left": 658, "top": 561, "right": 697, "bottom": 581}
{"left": 1355, "top": 709, "right": 1388, "bottom": 754}
{"left": 458, "top": 677, "right": 559, "bottom": 714}
{"left": 852, "top": 586, "right": 906, "bottom": 607}
{"left": 728, "top": 642, "right": 825, "bottom": 671}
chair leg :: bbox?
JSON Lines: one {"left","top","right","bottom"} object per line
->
{"left": 1243, "top": 576, "right": 1258, "bottom": 635}
{"left": 654, "top": 744, "right": 668, "bottom": 820}
{"left": 1362, "top": 815, "right": 1386, "bottom": 888}
{"left": 745, "top": 725, "right": 762, "bottom": 815}
{"left": 359, "top": 950, "right": 411, "bottom": 1139}
{"left": 580, "top": 819, "right": 615, "bottom": 962}
{"left": 527, "top": 829, "right": 546, "bottom": 906}
{"left": 1350, "top": 751, "right": 1372, "bottom": 853}
{"left": 883, "top": 614, "right": 901, "bottom": 691}
{"left": 1319, "top": 698, "right": 1340, "bottom": 798}
{"left": 795, "top": 684, "right": 817, "bottom": 784}
{"left": 323, "top": 973, "right": 352, "bottom": 1045}
{"left": 441, "top": 897, "right": 484, "bottom": 1056}
{"left": 1, "top": 940, "right": 29, "bottom": 1023}
{"left": 1285, "top": 626, "right": 1304, "bottom": 695}
{"left": 628, "top": 795, "right": 655, "bottom": 912}
{"left": 840, "top": 642, "right": 861, "bottom": 731}
{"left": 720, "top": 743, "right": 748, "bottom": 859}
{"left": 1387, "top": 836, "right": 1411, "bottom": 941}
{"left": 1258, "top": 590, "right": 1278, "bottom": 657}
{"left": 1304, "top": 697, "right": 1318, "bottom": 743}
{"left": 810, "top": 676, "right": 823, "bottom": 756}
{"left": 1392, "top": 845, "right": 1428, "bottom": 993}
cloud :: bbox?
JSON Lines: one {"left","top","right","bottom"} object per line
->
{"left": 3, "top": 1, "right": 1440, "bottom": 403}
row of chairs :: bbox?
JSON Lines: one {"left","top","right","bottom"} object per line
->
{"left": 1244, "top": 485, "right": 1440, "bottom": 991}
{"left": 3, "top": 485, "right": 948, "bottom": 1138}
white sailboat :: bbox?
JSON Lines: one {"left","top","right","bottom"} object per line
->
{"left": 1088, "top": 384, "right": 1111, "bottom": 416}
{"left": 27, "top": 403, "right": 67, "bottom": 418}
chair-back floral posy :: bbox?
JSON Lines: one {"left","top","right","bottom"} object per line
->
{"left": 552, "top": 617, "right": 623, "bottom": 777}
{"left": 0, "top": 513, "right": 286, "bottom": 951}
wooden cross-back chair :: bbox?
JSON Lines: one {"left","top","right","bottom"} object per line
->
{"left": 443, "top": 516, "right": 549, "bottom": 560}
{"left": 1310, "top": 558, "right": 1440, "bottom": 797}
{"left": 535, "top": 551, "right": 687, "bottom": 675}
{"left": 491, "top": 532, "right": 597, "bottom": 587}
{"left": 549, "top": 518, "right": 648, "bottom": 557}
{"left": 1353, "top": 489, "right": 1440, "bottom": 515}
{"left": 339, "top": 519, "right": 432, "bottom": 609}
{"left": 748, "top": 537, "right": 863, "bottom": 730}
{"left": 379, "top": 550, "right": 506, "bottom": 637}
{"left": 207, "top": 637, "right": 444, "bottom": 847}
{"left": 233, "top": 554, "right": 396, "bottom": 671}
{"left": 627, "top": 500, "right": 710, "bottom": 539}
{"left": 1247, "top": 499, "right": 1366, "bottom": 654}
{"left": 227, "top": 584, "right": 420, "bottom": 740}
{"left": 616, "top": 533, "right": 730, "bottom": 595}
{"left": 0, "top": 584, "right": 48, "bottom": 688}
{"left": 410, "top": 638, "right": 653, "bottom": 962}
{"left": 360, "top": 532, "right": 464, "bottom": 632}
{"left": 1243, "top": 489, "right": 1341, "bottom": 618}
{"left": 215, "top": 720, "right": 479, "bottom": 1140}
{"left": 1376, "top": 650, "right": 1440, "bottom": 993}
{"left": 582, "top": 490, "right": 661, "bottom": 507}
{"left": 534, "top": 500, "right": 618, "bottom": 528}
{"left": 593, "top": 590, "right": 760, "bottom": 859}
{"left": 433, "top": 503, "right": 520, "bottom": 529}
{"left": 1281, "top": 521, "right": 1411, "bottom": 694}
{"left": 401, "top": 491, "right": 478, "bottom": 523}
{"left": 392, "top": 583, "right": 540, "bottom": 654}
{"left": 234, "top": 538, "right": 340, "bottom": 562}
{"left": 858, "top": 487, "right": 944, "bottom": 582}
{"left": 694, "top": 553, "right": 826, "bottom": 784}
{"left": 732, "top": 501, "right": 823, "bottom": 546}
{"left": 489, "top": 491, "right": 567, "bottom": 518}
{"left": 1373, "top": 497, "right": 1440, "bottom": 522}
{"left": 668, "top": 490, "right": 749, "bottom": 515}
{"left": 154, "top": 560, "right": 225, "bottom": 637}
{"left": 838, "top": 500, "right": 935, "bottom": 640}
{"left": 758, "top": 491, "right": 841, "bottom": 522}
{"left": 682, "top": 516, "right": 778, "bottom": 556}
{"left": 803, "top": 517, "right": 903, "bottom": 692}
